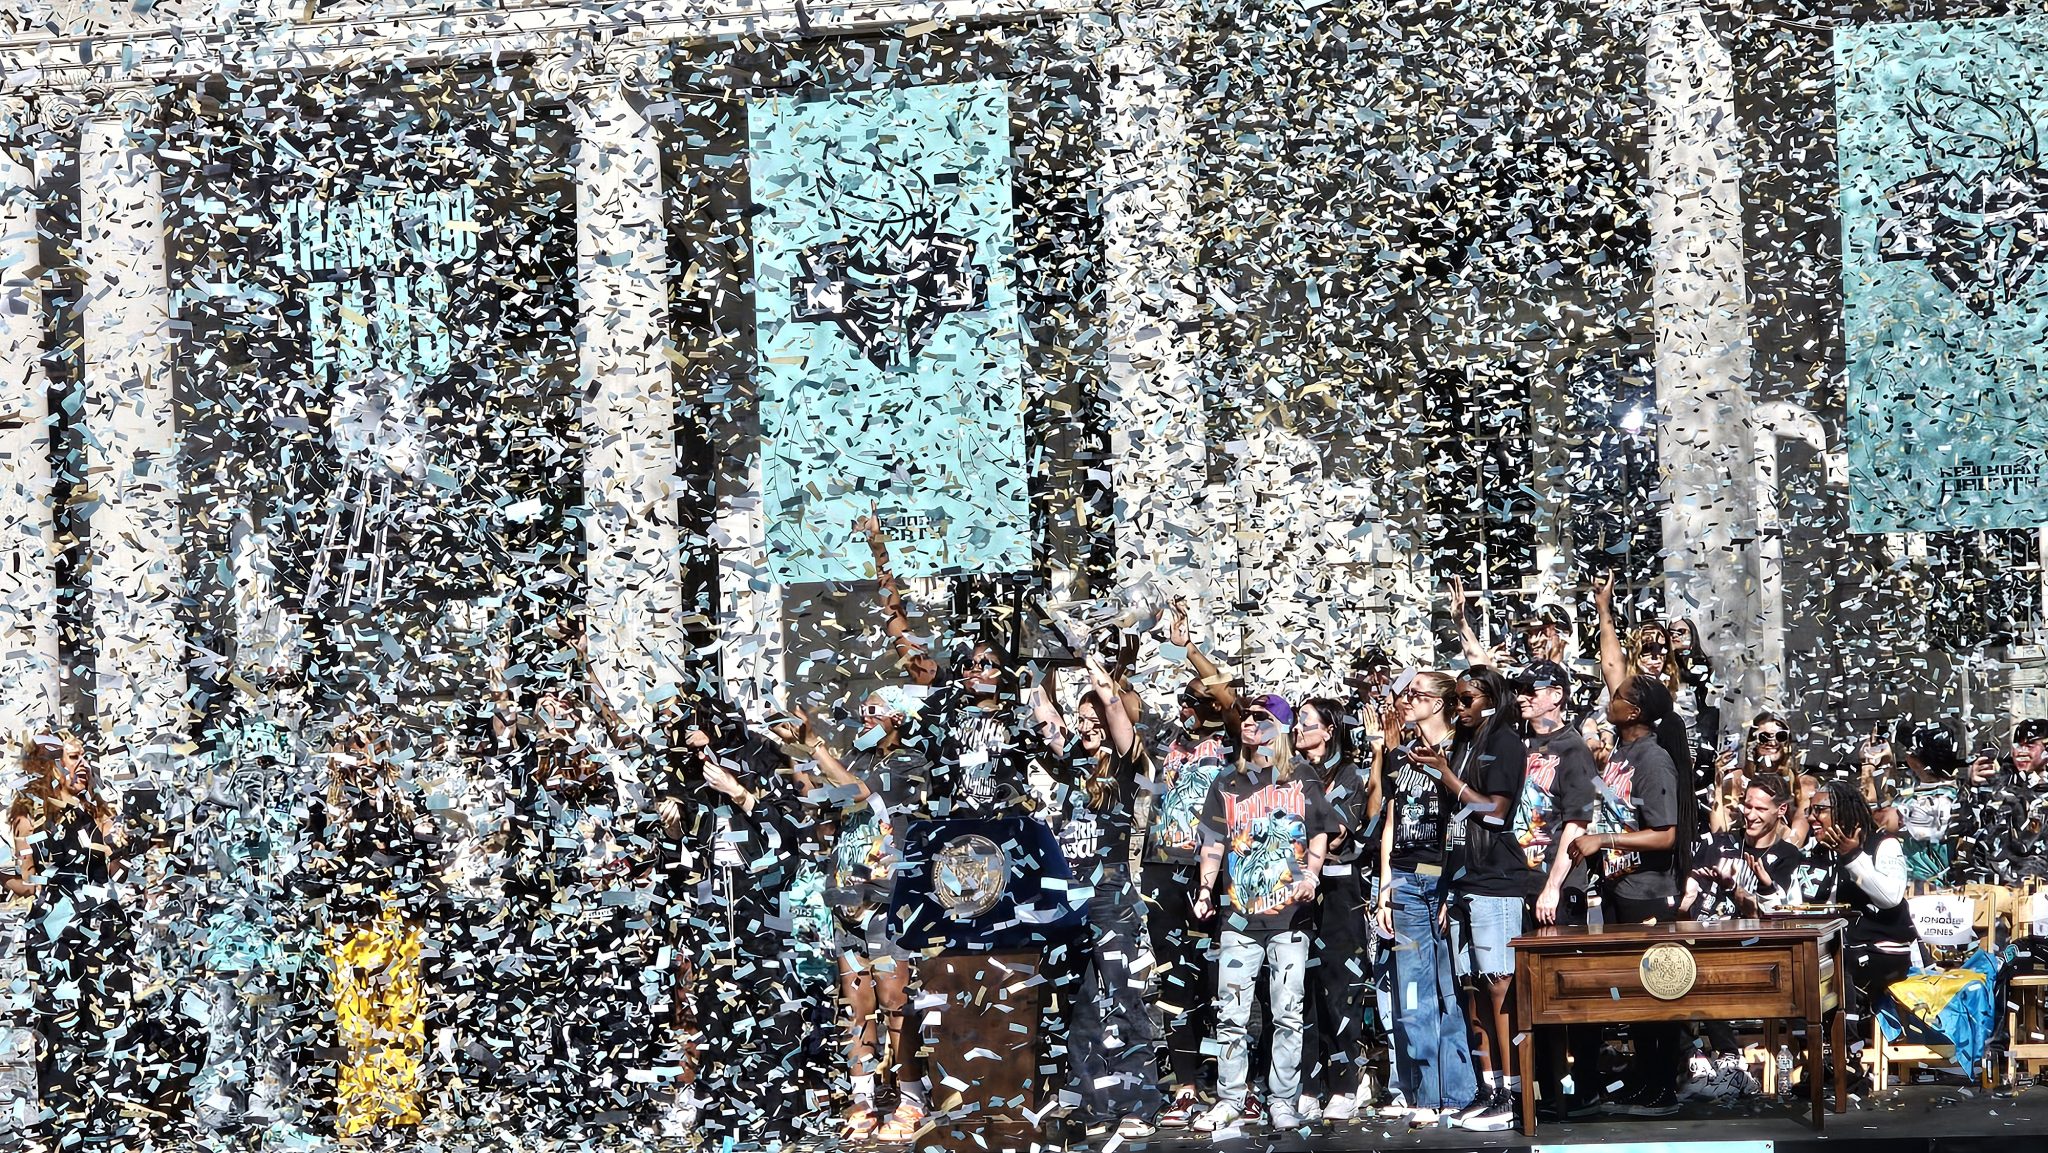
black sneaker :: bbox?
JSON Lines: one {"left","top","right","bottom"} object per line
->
{"left": 1625, "top": 1086, "right": 1681, "bottom": 1118}
{"left": 1456, "top": 1088, "right": 1517, "bottom": 1132}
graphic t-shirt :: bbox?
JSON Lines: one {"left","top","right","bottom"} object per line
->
{"left": 1049, "top": 744, "right": 1142, "bottom": 879}
{"left": 1516, "top": 723, "right": 1599, "bottom": 891}
{"left": 828, "top": 746, "right": 930, "bottom": 916}
{"left": 1690, "top": 831, "right": 1802, "bottom": 919}
{"left": 1199, "top": 765, "right": 1337, "bottom": 933}
{"left": 1449, "top": 724, "right": 1535, "bottom": 898}
{"left": 1145, "top": 722, "right": 1236, "bottom": 864}
{"left": 924, "top": 690, "right": 1040, "bottom": 816}
{"left": 1589, "top": 732, "right": 1680, "bottom": 902}
{"left": 1385, "top": 741, "right": 1450, "bottom": 873}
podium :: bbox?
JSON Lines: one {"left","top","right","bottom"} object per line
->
{"left": 889, "top": 818, "right": 1087, "bottom": 1150}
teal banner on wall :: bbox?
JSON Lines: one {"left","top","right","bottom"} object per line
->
{"left": 1838, "top": 17, "right": 2048, "bottom": 533}
{"left": 748, "top": 80, "right": 1030, "bottom": 583}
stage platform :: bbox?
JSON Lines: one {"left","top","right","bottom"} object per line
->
{"left": 1125, "top": 1083, "right": 2044, "bottom": 1152}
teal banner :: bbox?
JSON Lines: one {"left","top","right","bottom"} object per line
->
{"left": 1837, "top": 16, "right": 2048, "bottom": 533}
{"left": 748, "top": 81, "right": 1031, "bottom": 583}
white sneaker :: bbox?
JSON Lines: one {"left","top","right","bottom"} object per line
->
{"left": 660, "top": 1092, "right": 701, "bottom": 1139}
{"left": 1191, "top": 1102, "right": 1243, "bottom": 1135}
{"left": 1405, "top": 1106, "right": 1441, "bottom": 1127}
{"left": 1266, "top": 1097, "right": 1303, "bottom": 1128}
{"left": 1321, "top": 1092, "right": 1358, "bottom": 1121}
{"left": 1116, "top": 1115, "right": 1157, "bottom": 1139}
{"left": 1296, "top": 1094, "right": 1323, "bottom": 1122}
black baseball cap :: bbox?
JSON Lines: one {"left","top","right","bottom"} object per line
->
{"left": 2017, "top": 718, "right": 2048, "bottom": 746}
{"left": 1511, "top": 660, "right": 1572, "bottom": 694}
{"left": 1905, "top": 721, "right": 1961, "bottom": 775}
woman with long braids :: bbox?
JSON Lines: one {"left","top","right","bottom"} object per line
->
{"left": 1374, "top": 672, "right": 1477, "bottom": 1127}
{"left": 1424, "top": 667, "right": 1530, "bottom": 1133}
{"left": 1292, "top": 696, "right": 1375, "bottom": 1121}
{"left": 1792, "top": 777, "right": 1916, "bottom": 1037}
{"left": 5, "top": 734, "right": 139, "bottom": 1151}
{"left": 1566, "top": 673, "right": 1692, "bottom": 1117}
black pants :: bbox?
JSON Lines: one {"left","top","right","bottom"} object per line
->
{"left": 1142, "top": 861, "right": 1216, "bottom": 1090}
{"left": 688, "top": 874, "right": 805, "bottom": 1145}
{"left": 1528, "top": 889, "right": 1603, "bottom": 1105}
{"left": 1606, "top": 893, "right": 1682, "bottom": 1097}
{"left": 1303, "top": 869, "right": 1370, "bottom": 1100}
{"left": 31, "top": 900, "right": 139, "bottom": 1151}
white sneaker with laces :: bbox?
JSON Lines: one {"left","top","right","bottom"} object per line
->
{"left": 1321, "top": 1092, "right": 1358, "bottom": 1121}
{"left": 1116, "top": 1115, "right": 1157, "bottom": 1139}
{"left": 1295, "top": 1095, "right": 1323, "bottom": 1122}
{"left": 1191, "top": 1102, "right": 1243, "bottom": 1135}
{"left": 1267, "top": 1097, "right": 1303, "bottom": 1128}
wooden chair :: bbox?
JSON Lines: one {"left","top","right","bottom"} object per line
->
{"left": 1865, "top": 885, "right": 2010, "bottom": 1091}
{"left": 2006, "top": 880, "right": 2048, "bottom": 1083}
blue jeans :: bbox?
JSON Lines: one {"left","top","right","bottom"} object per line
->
{"left": 1388, "top": 870, "right": 1477, "bottom": 1110}
{"left": 1215, "top": 929, "right": 1307, "bottom": 1109}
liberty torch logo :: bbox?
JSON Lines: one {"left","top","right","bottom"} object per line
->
{"left": 1878, "top": 75, "right": 2048, "bottom": 317}
{"left": 791, "top": 163, "right": 987, "bottom": 372}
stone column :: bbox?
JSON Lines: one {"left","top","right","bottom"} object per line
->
{"left": 1095, "top": 0, "right": 1229, "bottom": 694}
{"left": 1646, "top": 4, "right": 1762, "bottom": 730}
{"left": 573, "top": 62, "right": 684, "bottom": 726}
{"left": 0, "top": 119, "right": 59, "bottom": 741}
{"left": 80, "top": 98, "right": 185, "bottom": 779}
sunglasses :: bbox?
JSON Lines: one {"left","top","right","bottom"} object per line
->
{"left": 1752, "top": 730, "right": 1788, "bottom": 743}
{"left": 1455, "top": 692, "right": 1487, "bottom": 705}
{"left": 1247, "top": 710, "right": 1276, "bottom": 723}
{"left": 1638, "top": 645, "right": 1668, "bottom": 658}
{"left": 860, "top": 704, "right": 899, "bottom": 720}
{"left": 965, "top": 656, "right": 1002, "bottom": 670}
{"left": 1806, "top": 803, "right": 1835, "bottom": 815}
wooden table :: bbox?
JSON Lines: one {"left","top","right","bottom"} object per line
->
{"left": 1511, "top": 917, "right": 1847, "bottom": 1135}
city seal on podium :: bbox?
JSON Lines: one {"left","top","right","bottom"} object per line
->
{"left": 1640, "top": 942, "right": 1698, "bottom": 1001}
{"left": 933, "top": 833, "right": 1008, "bottom": 919}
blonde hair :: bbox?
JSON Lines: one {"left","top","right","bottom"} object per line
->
{"left": 1241, "top": 720, "right": 1300, "bottom": 782}
{"left": 10, "top": 732, "right": 111, "bottom": 830}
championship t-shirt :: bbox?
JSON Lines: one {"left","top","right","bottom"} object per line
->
{"left": 1690, "top": 831, "right": 1801, "bottom": 919}
{"left": 1385, "top": 740, "right": 1449, "bottom": 873}
{"left": 1144, "top": 722, "right": 1236, "bottom": 864}
{"left": 1199, "top": 765, "right": 1337, "bottom": 934}
{"left": 1049, "top": 743, "right": 1142, "bottom": 880}
{"left": 1589, "top": 732, "right": 1680, "bottom": 902}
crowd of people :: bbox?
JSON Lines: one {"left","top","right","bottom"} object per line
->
{"left": 5, "top": 544, "right": 2048, "bottom": 1151}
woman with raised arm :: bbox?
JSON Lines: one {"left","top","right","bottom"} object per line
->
{"left": 1144, "top": 601, "right": 1244, "bottom": 1126}
{"left": 5, "top": 734, "right": 139, "bottom": 1150}
{"left": 1566, "top": 674, "right": 1690, "bottom": 1117}
{"left": 309, "top": 716, "right": 442, "bottom": 1139}
{"left": 793, "top": 690, "right": 932, "bottom": 1143}
{"left": 1040, "top": 659, "right": 1161, "bottom": 1139}
{"left": 856, "top": 507, "right": 940, "bottom": 687}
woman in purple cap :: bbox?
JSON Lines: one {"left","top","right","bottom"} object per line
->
{"left": 1188, "top": 693, "right": 1337, "bottom": 1133}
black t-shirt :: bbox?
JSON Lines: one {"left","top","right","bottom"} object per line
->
{"left": 1690, "top": 831, "right": 1802, "bottom": 919}
{"left": 1448, "top": 724, "right": 1535, "bottom": 897}
{"left": 1316, "top": 756, "right": 1374, "bottom": 867}
{"left": 1048, "top": 741, "right": 1142, "bottom": 877}
{"left": 1199, "top": 765, "right": 1338, "bottom": 934}
{"left": 1385, "top": 740, "right": 1449, "bottom": 873}
{"left": 922, "top": 689, "right": 1042, "bottom": 816}
{"left": 1590, "top": 732, "right": 1681, "bottom": 902}
{"left": 1516, "top": 723, "right": 1600, "bottom": 893}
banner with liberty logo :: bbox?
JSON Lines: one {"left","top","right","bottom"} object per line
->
{"left": 748, "top": 81, "right": 1030, "bottom": 582}
{"left": 1838, "top": 17, "right": 2048, "bottom": 532}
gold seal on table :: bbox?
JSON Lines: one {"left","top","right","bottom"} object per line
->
{"left": 933, "top": 834, "right": 1008, "bottom": 919}
{"left": 1640, "top": 942, "right": 1698, "bottom": 1001}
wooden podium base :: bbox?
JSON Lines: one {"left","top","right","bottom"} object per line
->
{"left": 916, "top": 950, "right": 1051, "bottom": 1153}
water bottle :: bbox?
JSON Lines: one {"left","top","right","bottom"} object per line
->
{"left": 1776, "top": 1043, "right": 1795, "bottom": 1102}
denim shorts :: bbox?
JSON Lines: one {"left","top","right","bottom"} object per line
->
{"left": 1450, "top": 892, "right": 1525, "bottom": 980}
